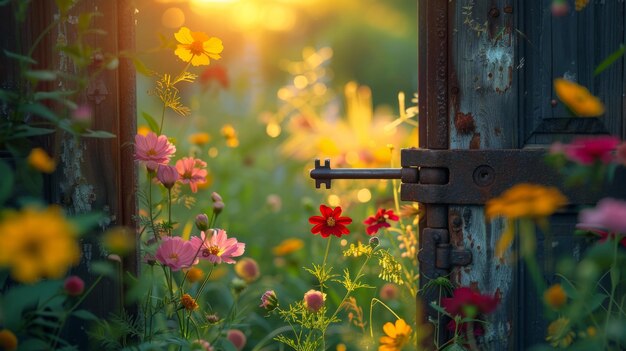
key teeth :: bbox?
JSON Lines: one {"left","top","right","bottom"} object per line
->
{"left": 312, "top": 159, "right": 332, "bottom": 189}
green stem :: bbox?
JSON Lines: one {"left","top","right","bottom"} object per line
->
{"left": 603, "top": 236, "right": 619, "bottom": 348}
{"left": 168, "top": 188, "right": 172, "bottom": 235}
{"left": 50, "top": 275, "right": 103, "bottom": 350}
{"left": 147, "top": 171, "right": 158, "bottom": 241}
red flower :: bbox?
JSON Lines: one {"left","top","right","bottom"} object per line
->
{"left": 200, "top": 65, "right": 229, "bottom": 89}
{"left": 363, "top": 208, "right": 399, "bottom": 235}
{"left": 309, "top": 205, "right": 352, "bottom": 238}
{"left": 564, "top": 136, "right": 620, "bottom": 165}
{"left": 442, "top": 287, "right": 499, "bottom": 336}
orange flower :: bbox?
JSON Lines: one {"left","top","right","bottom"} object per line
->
{"left": 0, "top": 329, "right": 18, "bottom": 351}
{"left": 272, "top": 238, "right": 304, "bottom": 256}
{"left": 544, "top": 284, "right": 567, "bottom": 310}
{"left": 181, "top": 293, "right": 199, "bottom": 311}
{"left": 379, "top": 319, "right": 412, "bottom": 351}
{"left": 174, "top": 27, "right": 223, "bottom": 66}
{"left": 27, "top": 147, "right": 56, "bottom": 173}
{"left": 486, "top": 183, "right": 567, "bottom": 220}
{"left": 188, "top": 132, "right": 211, "bottom": 146}
{"left": 554, "top": 78, "right": 605, "bottom": 117}
{"left": 185, "top": 267, "right": 204, "bottom": 283}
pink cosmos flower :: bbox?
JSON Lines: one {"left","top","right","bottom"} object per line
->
{"left": 155, "top": 236, "right": 200, "bottom": 271}
{"left": 176, "top": 157, "right": 208, "bottom": 193}
{"left": 563, "top": 135, "right": 620, "bottom": 165}
{"left": 259, "top": 290, "right": 278, "bottom": 311}
{"left": 135, "top": 132, "right": 176, "bottom": 171}
{"left": 579, "top": 198, "right": 626, "bottom": 235}
{"left": 363, "top": 208, "right": 399, "bottom": 235}
{"left": 156, "top": 164, "right": 179, "bottom": 189}
{"left": 190, "top": 229, "right": 245, "bottom": 264}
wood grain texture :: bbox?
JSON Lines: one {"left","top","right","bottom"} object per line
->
{"left": 449, "top": 0, "right": 517, "bottom": 349}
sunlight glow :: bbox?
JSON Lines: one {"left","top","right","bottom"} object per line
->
{"left": 357, "top": 188, "right": 371, "bottom": 203}
{"left": 161, "top": 7, "right": 185, "bottom": 28}
{"left": 327, "top": 194, "right": 340, "bottom": 207}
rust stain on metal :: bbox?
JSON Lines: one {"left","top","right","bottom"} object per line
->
{"left": 503, "top": 5, "right": 513, "bottom": 14}
{"left": 454, "top": 111, "right": 476, "bottom": 135}
{"left": 488, "top": 7, "right": 500, "bottom": 18}
{"left": 494, "top": 127, "right": 502, "bottom": 136}
{"left": 469, "top": 133, "right": 481, "bottom": 149}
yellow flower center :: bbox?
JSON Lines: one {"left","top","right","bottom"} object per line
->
{"left": 147, "top": 149, "right": 157, "bottom": 156}
{"left": 188, "top": 41, "right": 204, "bottom": 56}
{"left": 326, "top": 217, "right": 335, "bottom": 226}
{"left": 168, "top": 253, "right": 179, "bottom": 262}
{"left": 203, "top": 245, "right": 221, "bottom": 257}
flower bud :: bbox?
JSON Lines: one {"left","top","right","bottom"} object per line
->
{"left": 226, "top": 329, "right": 246, "bottom": 351}
{"left": 234, "top": 258, "right": 260, "bottom": 283}
{"left": 211, "top": 192, "right": 223, "bottom": 202}
{"left": 195, "top": 213, "right": 210, "bottom": 231}
{"left": 369, "top": 236, "right": 380, "bottom": 248}
{"left": 231, "top": 277, "right": 247, "bottom": 294}
{"left": 259, "top": 290, "right": 278, "bottom": 311}
{"left": 64, "top": 275, "right": 85, "bottom": 296}
{"left": 213, "top": 201, "right": 225, "bottom": 214}
{"left": 0, "top": 329, "right": 18, "bottom": 351}
{"left": 205, "top": 313, "right": 220, "bottom": 324}
{"left": 156, "top": 164, "right": 179, "bottom": 189}
{"left": 303, "top": 289, "right": 325, "bottom": 313}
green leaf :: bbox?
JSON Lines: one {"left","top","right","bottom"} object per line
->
{"left": 81, "top": 129, "right": 117, "bottom": 138}
{"left": 442, "top": 344, "right": 468, "bottom": 351}
{"left": 70, "top": 211, "right": 105, "bottom": 235}
{"left": 0, "top": 89, "right": 18, "bottom": 102}
{"left": 3, "top": 49, "right": 37, "bottom": 64}
{"left": 20, "top": 103, "right": 60, "bottom": 122}
{"left": 25, "top": 70, "right": 58, "bottom": 81}
{"left": 17, "top": 338, "right": 50, "bottom": 351}
{"left": 429, "top": 301, "right": 452, "bottom": 318}
{"left": 90, "top": 261, "right": 116, "bottom": 279}
{"left": 15, "top": 160, "right": 43, "bottom": 197}
{"left": 588, "top": 293, "right": 607, "bottom": 312}
{"left": 142, "top": 112, "right": 160, "bottom": 133}
{"left": 6, "top": 126, "right": 55, "bottom": 139}
{"left": 132, "top": 57, "right": 152, "bottom": 76}
{"left": 594, "top": 44, "right": 625, "bottom": 76}
{"left": 0, "top": 160, "right": 14, "bottom": 206}
{"left": 72, "top": 309, "right": 100, "bottom": 321}
{"left": 34, "top": 90, "right": 75, "bottom": 101}
{"left": 55, "top": 0, "right": 75, "bottom": 14}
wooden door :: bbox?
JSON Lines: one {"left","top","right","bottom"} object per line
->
{"left": 418, "top": 0, "right": 625, "bottom": 349}
{"left": 0, "top": 1, "right": 137, "bottom": 347}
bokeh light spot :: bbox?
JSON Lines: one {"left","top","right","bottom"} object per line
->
{"left": 208, "top": 147, "right": 219, "bottom": 158}
{"left": 328, "top": 194, "right": 340, "bottom": 207}
{"left": 161, "top": 7, "right": 185, "bottom": 28}
{"left": 266, "top": 122, "right": 281, "bottom": 138}
{"left": 294, "top": 75, "right": 308, "bottom": 89}
{"left": 357, "top": 188, "right": 372, "bottom": 203}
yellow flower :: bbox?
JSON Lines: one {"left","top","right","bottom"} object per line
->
{"left": 0, "top": 329, "right": 18, "bottom": 351}
{"left": 188, "top": 132, "right": 211, "bottom": 145}
{"left": 546, "top": 317, "right": 575, "bottom": 348}
{"left": 174, "top": 27, "right": 223, "bottom": 66}
{"left": 27, "top": 147, "right": 56, "bottom": 173}
{"left": 102, "top": 226, "right": 135, "bottom": 256}
{"left": 185, "top": 267, "right": 204, "bottom": 283}
{"left": 486, "top": 183, "right": 567, "bottom": 220}
{"left": 181, "top": 293, "right": 199, "bottom": 311}
{"left": 544, "top": 284, "right": 567, "bottom": 309}
{"left": 554, "top": 78, "right": 605, "bottom": 117}
{"left": 272, "top": 238, "right": 304, "bottom": 256}
{"left": 0, "top": 206, "right": 80, "bottom": 284}
{"left": 137, "top": 125, "right": 151, "bottom": 136}
{"left": 379, "top": 319, "right": 412, "bottom": 351}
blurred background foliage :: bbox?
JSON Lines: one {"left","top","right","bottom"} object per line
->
{"left": 133, "top": 0, "right": 418, "bottom": 348}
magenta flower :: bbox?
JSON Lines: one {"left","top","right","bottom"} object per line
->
{"left": 303, "top": 289, "right": 325, "bottom": 312}
{"left": 579, "top": 198, "right": 626, "bottom": 235}
{"left": 363, "top": 208, "right": 399, "bottom": 235}
{"left": 176, "top": 157, "right": 208, "bottom": 193}
{"left": 615, "top": 142, "right": 626, "bottom": 166}
{"left": 64, "top": 275, "right": 85, "bottom": 296}
{"left": 155, "top": 236, "right": 199, "bottom": 271}
{"left": 259, "top": 290, "right": 278, "bottom": 311}
{"left": 190, "top": 229, "right": 245, "bottom": 264}
{"left": 156, "top": 164, "right": 179, "bottom": 189}
{"left": 442, "top": 287, "right": 499, "bottom": 336}
{"left": 135, "top": 132, "right": 176, "bottom": 171}
{"left": 226, "top": 329, "right": 246, "bottom": 351}
{"left": 564, "top": 136, "right": 620, "bottom": 165}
